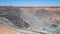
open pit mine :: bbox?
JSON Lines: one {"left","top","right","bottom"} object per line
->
{"left": 0, "top": 6, "right": 60, "bottom": 34}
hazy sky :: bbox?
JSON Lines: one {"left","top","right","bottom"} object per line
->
{"left": 0, "top": 0, "right": 59, "bottom": 6}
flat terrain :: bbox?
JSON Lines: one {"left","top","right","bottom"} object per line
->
{"left": 0, "top": 26, "right": 24, "bottom": 34}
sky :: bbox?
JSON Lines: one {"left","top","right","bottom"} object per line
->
{"left": 0, "top": 0, "right": 60, "bottom": 6}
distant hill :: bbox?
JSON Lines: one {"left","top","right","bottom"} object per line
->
{"left": 0, "top": 6, "right": 60, "bottom": 11}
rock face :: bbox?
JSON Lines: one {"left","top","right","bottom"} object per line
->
{"left": 0, "top": 9, "right": 30, "bottom": 29}
{"left": 0, "top": 6, "right": 60, "bottom": 34}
